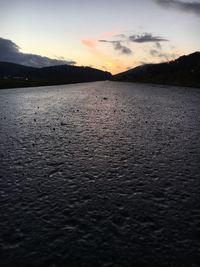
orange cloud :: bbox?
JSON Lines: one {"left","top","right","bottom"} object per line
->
{"left": 81, "top": 39, "right": 96, "bottom": 48}
{"left": 80, "top": 33, "right": 133, "bottom": 74}
{"left": 81, "top": 31, "right": 116, "bottom": 49}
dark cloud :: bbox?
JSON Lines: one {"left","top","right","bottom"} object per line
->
{"left": 99, "top": 40, "right": 132, "bottom": 55}
{"left": 154, "top": 0, "right": 200, "bottom": 15}
{"left": 150, "top": 48, "right": 178, "bottom": 60}
{"left": 99, "top": 40, "right": 108, "bottom": 43}
{"left": 150, "top": 41, "right": 164, "bottom": 56}
{"left": 157, "top": 52, "right": 178, "bottom": 60}
{"left": 155, "top": 42, "right": 162, "bottom": 49}
{"left": 129, "top": 33, "right": 168, "bottom": 43}
{"left": 0, "top": 37, "right": 76, "bottom": 67}
{"left": 112, "top": 41, "right": 132, "bottom": 54}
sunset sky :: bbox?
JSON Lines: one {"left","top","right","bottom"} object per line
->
{"left": 0, "top": 0, "right": 199, "bottom": 74}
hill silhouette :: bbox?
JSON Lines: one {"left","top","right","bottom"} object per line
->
{"left": 0, "top": 62, "right": 112, "bottom": 89}
{"left": 113, "top": 52, "right": 200, "bottom": 88}
{"left": 1, "top": 52, "right": 200, "bottom": 89}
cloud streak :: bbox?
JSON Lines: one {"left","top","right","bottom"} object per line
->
{"left": 154, "top": 0, "right": 200, "bottom": 15}
{"left": 0, "top": 37, "right": 76, "bottom": 67}
{"left": 150, "top": 48, "right": 178, "bottom": 61}
{"left": 99, "top": 40, "right": 132, "bottom": 55}
{"left": 129, "top": 33, "right": 168, "bottom": 43}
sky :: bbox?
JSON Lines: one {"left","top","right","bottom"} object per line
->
{"left": 0, "top": 0, "right": 199, "bottom": 74}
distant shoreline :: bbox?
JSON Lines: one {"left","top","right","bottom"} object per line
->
{"left": 111, "top": 80, "right": 200, "bottom": 89}
{"left": 0, "top": 79, "right": 200, "bottom": 90}
{"left": 0, "top": 79, "right": 108, "bottom": 90}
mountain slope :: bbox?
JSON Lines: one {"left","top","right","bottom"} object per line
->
{"left": 113, "top": 52, "right": 200, "bottom": 88}
{"left": 0, "top": 62, "right": 112, "bottom": 89}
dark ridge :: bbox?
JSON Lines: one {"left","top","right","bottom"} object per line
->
{"left": 112, "top": 52, "right": 200, "bottom": 88}
{"left": 0, "top": 62, "right": 112, "bottom": 89}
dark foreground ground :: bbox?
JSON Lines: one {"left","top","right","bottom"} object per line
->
{"left": 0, "top": 81, "right": 200, "bottom": 267}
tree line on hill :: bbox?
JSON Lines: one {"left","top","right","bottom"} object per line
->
{"left": 112, "top": 52, "right": 200, "bottom": 88}
{"left": 0, "top": 52, "right": 199, "bottom": 89}
{"left": 0, "top": 63, "right": 111, "bottom": 89}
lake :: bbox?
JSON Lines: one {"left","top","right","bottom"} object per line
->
{"left": 0, "top": 81, "right": 200, "bottom": 267}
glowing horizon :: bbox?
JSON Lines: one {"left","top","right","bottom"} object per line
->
{"left": 0, "top": 0, "right": 199, "bottom": 74}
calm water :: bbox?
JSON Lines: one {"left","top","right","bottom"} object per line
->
{"left": 0, "top": 81, "right": 200, "bottom": 267}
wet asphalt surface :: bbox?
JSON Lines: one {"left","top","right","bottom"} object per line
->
{"left": 0, "top": 81, "right": 200, "bottom": 267}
